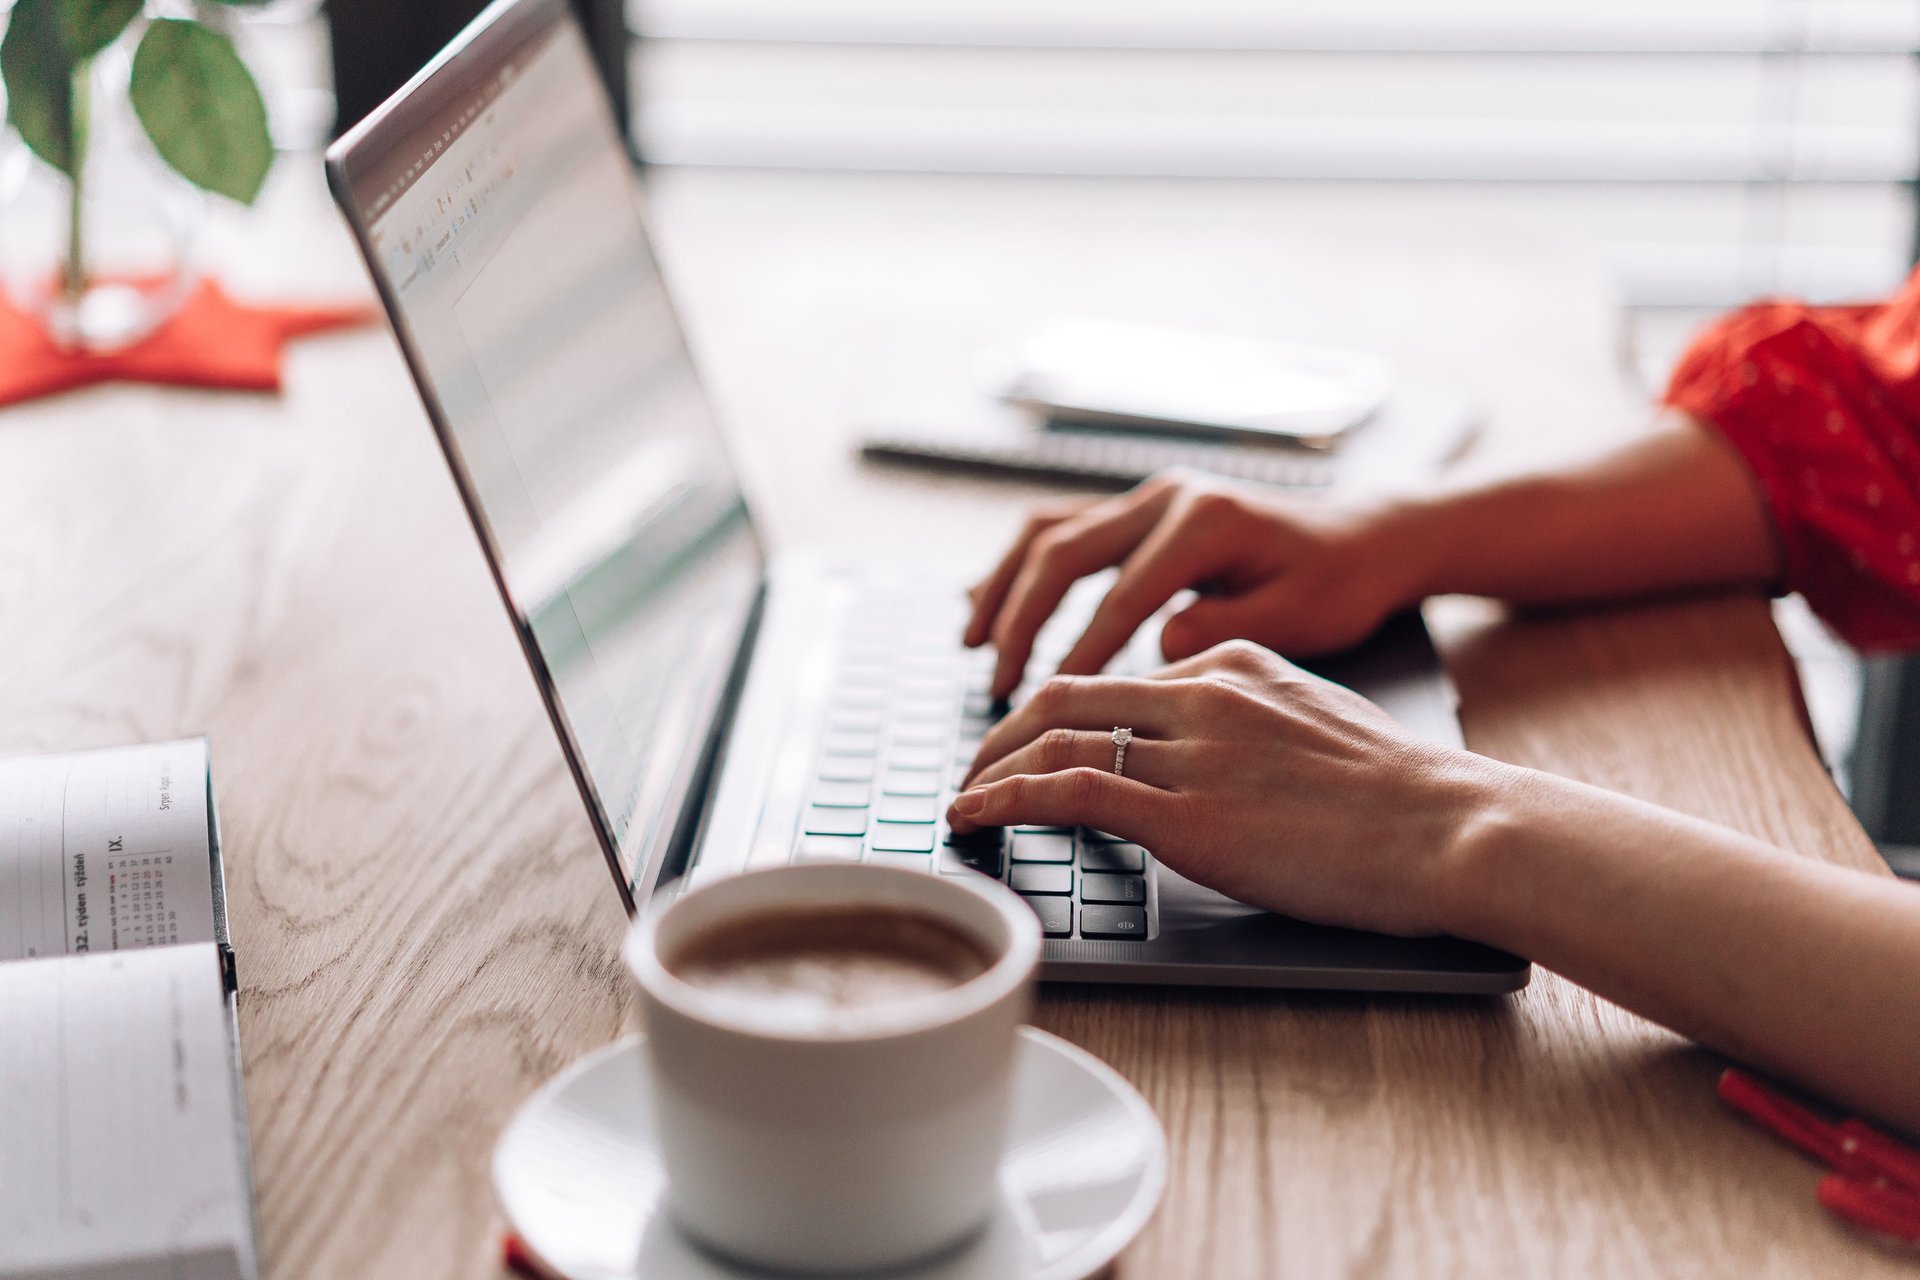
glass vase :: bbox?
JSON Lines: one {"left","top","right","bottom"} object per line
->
{"left": 0, "top": 40, "right": 205, "bottom": 353}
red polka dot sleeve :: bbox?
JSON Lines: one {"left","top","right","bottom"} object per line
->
{"left": 1663, "top": 267, "right": 1920, "bottom": 651}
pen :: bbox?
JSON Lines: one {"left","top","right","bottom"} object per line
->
{"left": 502, "top": 1233, "right": 557, "bottom": 1279}
{"left": 1718, "top": 1067, "right": 1920, "bottom": 1246}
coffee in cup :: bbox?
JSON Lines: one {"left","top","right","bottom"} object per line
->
{"left": 666, "top": 903, "right": 994, "bottom": 1036}
{"left": 625, "top": 863, "right": 1042, "bottom": 1274}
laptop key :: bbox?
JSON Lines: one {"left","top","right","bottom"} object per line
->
{"left": 1019, "top": 895, "right": 1073, "bottom": 938}
{"left": 822, "top": 731, "right": 881, "bottom": 757}
{"left": 1079, "top": 904, "right": 1148, "bottom": 939}
{"left": 1009, "top": 864, "right": 1072, "bottom": 896}
{"left": 803, "top": 807, "right": 867, "bottom": 837}
{"left": 939, "top": 845, "right": 1006, "bottom": 878}
{"left": 880, "top": 769, "right": 942, "bottom": 797}
{"left": 1080, "top": 828, "right": 1126, "bottom": 843}
{"left": 818, "top": 757, "right": 876, "bottom": 783}
{"left": 867, "top": 851, "right": 935, "bottom": 874}
{"left": 796, "top": 836, "right": 862, "bottom": 861}
{"left": 1010, "top": 833, "right": 1074, "bottom": 864}
{"left": 827, "top": 708, "right": 886, "bottom": 733}
{"left": 1079, "top": 873, "right": 1147, "bottom": 905}
{"left": 811, "top": 780, "right": 872, "bottom": 808}
{"left": 890, "top": 746, "right": 945, "bottom": 771}
{"left": 876, "top": 794, "right": 939, "bottom": 824}
{"left": 869, "top": 823, "right": 936, "bottom": 854}
{"left": 1079, "top": 842, "right": 1146, "bottom": 874}
{"left": 889, "top": 723, "right": 950, "bottom": 748}
{"left": 944, "top": 824, "right": 1005, "bottom": 848}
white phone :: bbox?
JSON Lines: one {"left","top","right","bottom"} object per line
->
{"left": 995, "top": 318, "right": 1394, "bottom": 450}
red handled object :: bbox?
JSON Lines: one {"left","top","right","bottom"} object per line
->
{"left": 502, "top": 1233, "right": 552, "bottom": 1279}
{"left": 1718, "top": 1067, "right": 1920, "bottom": 1245}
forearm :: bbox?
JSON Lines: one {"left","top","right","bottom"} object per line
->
{"left": 1373, "top": 416, "right": 1781, "bottom": 607}
{"left": 1440, "top": 763, "right": 1920, "bottom": 1135}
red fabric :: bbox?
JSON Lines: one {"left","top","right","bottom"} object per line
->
{"left": 1664, "top": 267, "right": 1920, "bottom": 651}
{"left": 0, "top": 279, "right": 376, "bottom": 406}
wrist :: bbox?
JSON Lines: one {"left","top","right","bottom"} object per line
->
{"left": 1351, "top": 491, "right": 1479, "bottom": 608}
{"left": 1421, "top": 754, "right": 1555, "bottom": 946}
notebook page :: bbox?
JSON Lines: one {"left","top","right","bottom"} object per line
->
{"left": 0, "top": 739, "right": 214, "bottom": 961}
{"left": 0, "top": 943, "right": 252, "bottom": 1280}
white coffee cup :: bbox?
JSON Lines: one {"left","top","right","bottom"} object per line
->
{"left": 623, "top": 862, "right": 1043, "bottom": 1274}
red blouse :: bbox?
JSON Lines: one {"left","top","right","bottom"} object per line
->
{"left": 1665, "top": 267, "right": 1920, "bottom": 651}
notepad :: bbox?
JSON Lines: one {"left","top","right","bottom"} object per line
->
{"left": 0, "top": 739, "right": 259, "bottom": 1280}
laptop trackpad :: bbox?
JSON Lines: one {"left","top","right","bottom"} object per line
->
{"left": 1294, "top": 609, "right": 1463, "bottom": 749}
{"left": 1144, "top": 865, "right": 1526, "bottom": 987}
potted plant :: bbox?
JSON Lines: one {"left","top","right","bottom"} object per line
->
{"left": 1, "top": 0, "right": 273, "bottom": 350}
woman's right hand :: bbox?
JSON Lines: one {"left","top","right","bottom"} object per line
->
{"left": 964, "top": 471, "right": 1429, "bottom": 700}
{"left": 946, "top": 640, "right": 1505, "bottom": 937}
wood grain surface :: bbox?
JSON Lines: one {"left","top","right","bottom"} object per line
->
{"left": 0, "top": 161, "right": 1892, "bottom": 1279}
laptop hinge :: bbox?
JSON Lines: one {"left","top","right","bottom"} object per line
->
{"left": 639, "top": 577, "right": 770, "bottom": 898}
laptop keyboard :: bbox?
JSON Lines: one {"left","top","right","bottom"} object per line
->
{"left": 791, "top": 581, "right": 1155, "bottom": 943}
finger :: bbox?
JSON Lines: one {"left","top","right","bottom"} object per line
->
{"left": 1144, "top": 638, "right": 1303, "bottom": 687}
{"left": 947, "top": 768, "right": 1172, "bottom": 844}
{"left": 966, "top": 675, "right": 1176, "bottom": 785}
{"left": 963, "top": 500, "right": 1094, "bottom": 648}
{"left": 966, "top": 728, "right": 1175, "bottom": 794}
{"left": 987, "top": 490, "right": 1175, "bottom": 698}
{"left": 1159, "top": 588, "right": 1291, "bottom": 661}
{"left": 1053, "top": 495, "right": 1235, "bottom": 679}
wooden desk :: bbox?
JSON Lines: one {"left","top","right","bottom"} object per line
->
{"left": 0, "top": 163, "right": 1893, "bottom": 1279}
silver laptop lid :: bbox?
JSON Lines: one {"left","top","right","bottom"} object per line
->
{"left": 326, "top": 0, "right": 765, "bottom": 909}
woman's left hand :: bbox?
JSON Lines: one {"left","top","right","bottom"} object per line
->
{"left": 946, "top": 640, "right": 1508, "bottom": 937}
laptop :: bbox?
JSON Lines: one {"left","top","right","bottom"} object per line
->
{"left": 325, "top": 0, "right": 1527, "bottom": 994}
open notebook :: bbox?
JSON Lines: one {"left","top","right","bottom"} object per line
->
{"left": 0, "top": 739, "right": 259, "bottom": 1280}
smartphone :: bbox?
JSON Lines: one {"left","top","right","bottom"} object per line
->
{"left": 995, "top": 318, "right": 1394, "bottom": 450}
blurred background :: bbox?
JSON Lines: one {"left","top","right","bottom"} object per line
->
{"left": 326, "top": 0, "right": 1920, "bottom": 378}
{"left": 621, "top": 0, "right": 1918, "bottom": 388}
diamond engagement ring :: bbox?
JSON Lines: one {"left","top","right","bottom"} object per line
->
{"left": 1111, "top": 726, "right": 1133, "bottom": 777}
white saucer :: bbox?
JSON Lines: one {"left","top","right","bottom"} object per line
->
{"left": 493, "top": 1027, "right": 1166, "bottom": 1280}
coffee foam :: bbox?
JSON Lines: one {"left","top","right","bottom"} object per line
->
{"left": 667, "top": 905, "right": 995, "bottom": 1037}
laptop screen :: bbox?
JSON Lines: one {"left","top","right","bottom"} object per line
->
{"left": 331, "top": 1, "right": 764, "bottom": 900}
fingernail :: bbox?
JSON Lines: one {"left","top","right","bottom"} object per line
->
{"left": 954, "top": 789, "right": 987, "bottom": 817}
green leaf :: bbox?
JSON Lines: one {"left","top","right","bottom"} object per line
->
{"left": 2, "top": 0, "right": 76, "bottom": 176}
{"left": 128, "top": 18, "right": 273, "bottom": 205}
{"left": 57, "top": 0, "right": 141, "bottom": 59}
